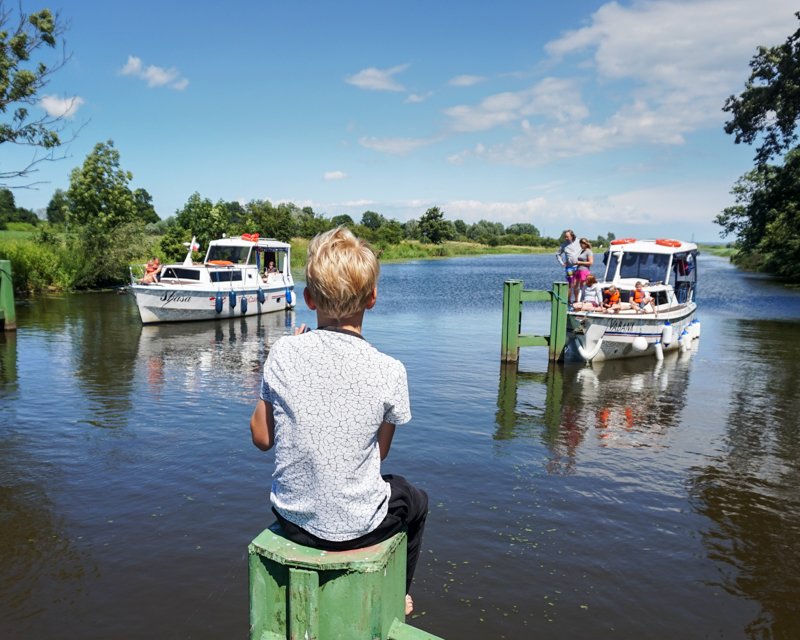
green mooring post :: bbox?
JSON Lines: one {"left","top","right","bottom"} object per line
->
{"left": 249, "top": 524, "right": 443, "bottom": 640}
{"left": 0, "top": 260, "right": 17, "bottom": 331}
{"left": 501, "top": 280, "right": 568, "bottom": 362}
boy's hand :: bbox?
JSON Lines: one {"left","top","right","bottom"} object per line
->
{"left": 294, "top": 323, "right": 308, "bottom": 336}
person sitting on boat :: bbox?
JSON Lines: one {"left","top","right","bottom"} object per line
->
{"left": 264, "top": 260, "right": 278, "bottom": 276}
{"left": 556, "top": 229, "right": 581, "bottom": 305}
{"left": 573, "top": 274, "right": 602, "bottom": 311}
{"left": 602, "top": 285, "right": 621, "bottom": 313}
{"left": 139, "top": 257, "right": 161, "bottom": 284}
{"left": 631, "top": 281, "right": 655, "bottom": 314}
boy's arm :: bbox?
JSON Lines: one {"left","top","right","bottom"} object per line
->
{"left": 250, "top": 399, "right": 275, "bottom": 451}
{"left": 377, "top": 420, "right": 396, "bottom": 460}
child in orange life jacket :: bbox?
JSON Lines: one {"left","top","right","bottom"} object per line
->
{"left": 602, "top": 285, "right": 621, "bottom": 312}
{"left": 631, "top": 281, "right": 655, "bottom": 314}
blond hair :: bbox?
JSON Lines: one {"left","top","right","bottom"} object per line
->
{"left": 305, "top": 227, "right": 379, "bottom": 320}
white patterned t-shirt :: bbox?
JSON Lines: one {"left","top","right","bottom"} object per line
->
{"left": 260, "top": 328, "right": 411, "bottom": 541}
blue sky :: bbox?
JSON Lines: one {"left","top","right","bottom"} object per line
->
{"left": 7, "top": 0, "right": 797, "bottom": 241}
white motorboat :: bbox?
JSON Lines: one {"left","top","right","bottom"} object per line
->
{"left": 566, "top": 238, "right": 700, "bottom": 363}
{"left": 128, "top": 234, "right": 296, "bottom": 324}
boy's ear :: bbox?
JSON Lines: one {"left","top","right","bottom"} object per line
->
{"left": 365, "top": 287, "right": 378, "bottom": 310}
{"left": 303, "top": 287, "right": 317, "bottom": 310}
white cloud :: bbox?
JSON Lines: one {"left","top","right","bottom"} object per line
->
{"left": 445, "top": 0, "right": 794, "bottom": 165}
{"left": 405, "top": 92, "right": 431, "bottom": 103}
{"left": 345, "top": 64, "right": 409, "bottom": 91}
{"left": 358, "top": 135, "right": 438, "bottom": 155}
{"left": 119, "top": 55, "right": 189, "bottom": 90}
{"left": 448, "top": 74, "right": 487, "bottom": 87}
{"left": 40, "top": 95, "right": 85, "bottom": 118}
{"left": 323, "top": 170, "right": 348, "bottom": 181}
{"left": 444, "top": 77, "right": 588, "bottom": 133}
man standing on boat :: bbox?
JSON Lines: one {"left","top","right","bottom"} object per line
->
{"left": 556, "top": 229, "right": 581, "bottom": 305}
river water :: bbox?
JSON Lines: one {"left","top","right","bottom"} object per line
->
{"left": 1, "top": 253, "right": 799, "bottom": 639}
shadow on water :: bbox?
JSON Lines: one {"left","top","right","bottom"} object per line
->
{"left": 496, "top": 348, "right": 697, "bottom": 474}
{"left": 688, "top": 319, "right": 800, "bottom": 639}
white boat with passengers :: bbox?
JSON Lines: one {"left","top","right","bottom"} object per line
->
{"left": 566, "top": 238, "right": 700, "bottom": 363}
{"left": 128, "top": 233, "right": 295, "bottom": 324}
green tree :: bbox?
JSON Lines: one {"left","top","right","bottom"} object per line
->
{"left": 331, "top": 213, "right": 354, "bottom": 227}
{"left": 467, "top": 219, "right": 504, "bottom": 243}
{"left": 246, "top": 199, "right": 295, "bottom": 242}
{"left": 132, "top": 188, "right": 159, "bottom": 224}
{"left": 65, "top": 140, "right": 146, "bottom": 287}
{"left": 376, "top": 219, "right": 403, "bottom": 246}
{"left": 0, "top": 4, "right": 72, "bottom": 185}
{"left": 716, "top": 149, "right": 800, "bottom": 278}
{"left": 506, "top": 222, "right": 540, "bottom": 236}
{"left": 723, "top": 13, "right": 800, "bottom": 166}
{"left": 66, "top": 141, "right": 136, "bottom": 229}
{"left": 46, "top": 187, "right": 67, "bottom": 224}
{"left": 718, "top": 14, "right": 800, "bottom": 278}
{"left": 361, "top": 210, "right": 386, "bottom": 231}
{"left": 418, "top": 206, "right": 452, "bottom": 244}
{"left": 0, "top": 187, "right": 14, "bottom": 218}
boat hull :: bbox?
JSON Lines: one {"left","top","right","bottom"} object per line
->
{"left": 129, "top": 284, "right": 296, "bottom": 324}
{"left": 566, "top": 303, "right": 698, "bottom": 363}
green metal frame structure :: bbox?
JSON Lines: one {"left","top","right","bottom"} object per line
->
{"left": 501, "top": 280, "right": 568, "bottom": 362}
{"left": 0, "top": 260, "right": 16, "bottom": 331}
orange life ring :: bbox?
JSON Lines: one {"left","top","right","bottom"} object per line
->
{"left": 241, "top": 233, "right": 260, "bottom": 243}
{"left": 656, "top": 238, "right": 681, "bottom": 247}
{"left": 208, "top": 260, "right": 234, "bottom": 266}
{"left": 610, "top": 238, "right": 636, "bottom": 245}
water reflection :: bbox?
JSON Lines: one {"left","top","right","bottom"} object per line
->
{"left": 136, "top": 310, "right": 295, "bottom": 402}
{"left": 497, "top": 349, "right": 697, "bottom": 474}
{"left": 689, "top": 319, "right": 800, "bottom": 639}
{"left": 0, "top": 331, "right": 16, "bottom": 388}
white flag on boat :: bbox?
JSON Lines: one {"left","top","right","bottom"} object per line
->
{"left": 183, "top": 236, "right": 200, "bottom": 266}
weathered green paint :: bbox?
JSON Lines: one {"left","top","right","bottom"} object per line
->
{"left": 248, "top": 524, "right": 444, "bottom": 640}
{"left": 0, "top": 260, "right": 16, "bottom": 331}
{"left": 500, "top": 280, "right": 568, "bottom": 362}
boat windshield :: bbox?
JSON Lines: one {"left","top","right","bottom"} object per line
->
{"left": 205, "top": 245, "right": 250, "bottom": 264}
{"left": 604, "top": 251, "right": 671, "bottom": 283}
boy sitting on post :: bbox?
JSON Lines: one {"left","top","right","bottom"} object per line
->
{"left": 250, "top": 227, "right": 428, "bottom": 616}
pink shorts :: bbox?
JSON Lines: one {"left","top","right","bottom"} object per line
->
{"left": 577, "top": 269, "right": 591, "bottom": 282}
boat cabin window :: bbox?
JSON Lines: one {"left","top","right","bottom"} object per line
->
{"left": 161, "top": 267, "right": 201, "bottom": 280}
{"left": 210, "top": 271, "right": 243, "bottom": 283}
{"left": 206, "top": 245, "right": 250, "bottom": 264}
{"left": 261, "top": 250, "right": 287, "bottom": 274}
{"left": 603, "top": 251, "right": 670, "bottom": 283}
{"left": 671, "top": 252, "right": 697, "bottom": 303}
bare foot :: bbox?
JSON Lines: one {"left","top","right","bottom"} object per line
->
{"left": 405, "top": 594, "right": 413, "bottom": 615}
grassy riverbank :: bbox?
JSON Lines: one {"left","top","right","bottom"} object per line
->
{"left": 0, "top": 227, "right": 552, "bottom": 291}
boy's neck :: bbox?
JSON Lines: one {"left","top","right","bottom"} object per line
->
{"left": 315, "top": 311, "right": 366, "bottom": 336}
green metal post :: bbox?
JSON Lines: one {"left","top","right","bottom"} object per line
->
{"left": 249, "top": 525, "right": 443, "bottom": 640}
{"left": 548, "top": 281, "right": 568, "bottom": 361}
{"left": 501, "top": 280, "right": 522, "bottom": 362}
{"left": 0, "top": 260, "right": 17, "bottom": 331}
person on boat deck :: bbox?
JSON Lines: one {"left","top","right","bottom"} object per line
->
{"left": 575, "top": 238, "right": 594, "bottom": 297}
{"left": 556, "top": 229, "right": 581, "bottom": 304}
{"left": 573, "top": 274, "right": 602, "bottom": 311}
{"left": 249, "top": 226, "right": 428, "bottom": 618}
{"left": 602, "top": 285, "right": 622, "bottom": 313}
{"left": 263, "top": 261, "right": 278, "bottom": 279}
{"left": 631, "top": 281, "right": 656, "bottom": 314}
{"left": 140, "top": 257, "right": 161, "bottom": 284}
